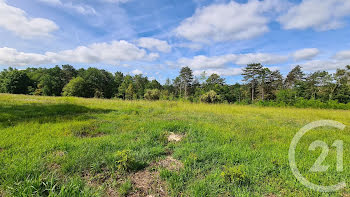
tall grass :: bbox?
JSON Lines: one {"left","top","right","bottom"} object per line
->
{"left": 0, "top": 94, "right": 349, "bottom": 196}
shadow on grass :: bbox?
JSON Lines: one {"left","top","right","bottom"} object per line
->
{"left": 0, "top": 103, "right": 113, "bottom": 128}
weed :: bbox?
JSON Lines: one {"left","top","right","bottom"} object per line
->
{"left": 221, "top": 165, "right": 250, "bottom": 185}
{"left": 118, "top": 179, "right": 132, "bottom": 196}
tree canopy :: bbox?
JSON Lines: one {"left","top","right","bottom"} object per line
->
{"left": 0, "top": 64, "right": 349, "bottom": 108}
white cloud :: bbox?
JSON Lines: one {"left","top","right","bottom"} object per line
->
{"left": 334, "top": 50, "right": 350, "bottom": 60}
{"left": 37, "top": 0, "right": 96, "bottom": 15}
{"left": 292, "top": 48, "right": 320, "bottom": 61}
{"left": 175, "top": 0, "right": 284, "bottom": 42}
{"left": 178, "top": 55, "right": 237, "bottom": 69}
{"left": 137, "top": 37, "right": 171, "bottom": 53}
{"left": 279, "top": 0, "right": 350, "bottom": 31}
{"left": 300, "top": 59, "right": 350, "bottom": 71}
{"left": 299, "top": 48, "right": 350, "bottom": 71}
{"left": 0, "top": 40, "right": 158, "bottom": 66}
{"left": 0, "top": 0, "right": 59, "bottom": 39}
{"left": 131, "top": 69, "right": 143, "bottom": 75}
{"left": 234, "top": 53, "right": 288, "bottom": 65}
{"left": 178, "top": 53, "right": 288, "bottom": 70}
{"left": 193, "top": 68, "right": 243, "bottom": 76}
{"left": 177, "top": 52, "right": 288, "bottom": 77}
{"left": 0, "top": 47, "right": 51, "bottom": 66}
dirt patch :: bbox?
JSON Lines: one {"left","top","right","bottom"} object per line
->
{"left": 48, "top": 162, "right": 61, "bottom": 171}
{"left": 129, "top": 169, "right": 167, "bottom": 197}
{"left": 70, "top": 122, "right": 106, "bottom": 138}
{"left": 167, "top": 132, "right": 183, "bottom": 142}
{"left": 53, "top": 150, "right": 65, "bottom": 157}
{"left": 79, "top": 155, "right": 183, "bottom": 196}
{"left": 82, "top": 169, "right": 123, "bottom": 196}
{"left": 106, "top": 187, "right": 119, "bottom": 197}
{"left": 82, "top": 169, "right": 111, "bottom": 188}
{"left": 0, "top": 148, "right": 4, "bottom": 153}
{"left": 0, "top": 188, "right": 6, "bottom": 197}
{"left": 128, "top": 156, "right": 183, "bottom": 196}
{"left": 156, "top": 156, "right": 184, "bottom": 171}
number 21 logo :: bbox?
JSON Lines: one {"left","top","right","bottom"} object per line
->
{"left": 289, "top": 120, "right": 346, "bottom": 192}
{"left": 309, "top": 140, "right": 343, "bottom": 172}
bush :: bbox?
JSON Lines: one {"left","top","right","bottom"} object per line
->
{"left": 221, "top": 165, "right": 249, "bottom": 185}
{"left": 144, "top": 89, "right": 160, "bottom": 100}
{"left": 252, "top": 97, "right": 350, "bottom": 110}
{"left": 276, "top": 89, "right": 297, "bottom": 105}
{"left": 200, "top": 90, "right": 222, "bottom": 103}
{"left": 115, "top": 150, "right": 135, "bottom": 171}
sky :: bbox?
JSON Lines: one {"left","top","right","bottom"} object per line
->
{"left": 1, "top": 0, "right": 350, "bottom": 84}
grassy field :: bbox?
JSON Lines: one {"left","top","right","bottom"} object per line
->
{"left": 0, "top": 93, "right": 349, "bottom": 196}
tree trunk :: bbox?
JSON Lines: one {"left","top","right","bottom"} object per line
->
{"left": 251, "top": 84, "right": 254, "bottom": 101}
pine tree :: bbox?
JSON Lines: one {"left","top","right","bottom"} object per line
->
{"left": 242, "top": 63, "right": 263, "bottom": 101}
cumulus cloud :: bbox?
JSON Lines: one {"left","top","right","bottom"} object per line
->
{"left": 178, "top": 53, "right": 288, "bottom": 70}
{"left": 178, "top": 55, "right": 237, "bottom": 69}
{"left": 0, "top": 47, "right": 51, "bottom": 66}
{"left": 131, "top": 69, "right": 143, "bottom": 75}
{"left": 0, "top": 40, "right": 158, "bottom": 66}
{"left": 300, "top": 59, "right": 350, "bottom": 71}
{"left": 193, "top": 68, "right": 243, "bottom": 76}
{"left": 175, "top": 0, "right": 284, "bottom": 42}
{"left": 234, "top": 53, "right": 288, "bottom": 65}
{"left": 334, "top": 50, "right": 350, "bottom": 60}
{"left": 279, "top": 0, "right": 350, "bottom": 31}
{"left": 292, "top": 48, "right": 320, "bottom": 61}
{"left": 177, "top": 52, "right": 288, "bottom": 76}
{"left": 0, "top": 0, "right": 59, "bottom": 39}
{"left": 37, "top": 0, "right": 96, "bottom": 15}
{"left": 137, "top": 38, "right": 171, "bottom": 53}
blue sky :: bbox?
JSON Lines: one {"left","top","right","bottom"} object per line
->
{"left": 1, "top": 0, "right": 350, "bottom": 84}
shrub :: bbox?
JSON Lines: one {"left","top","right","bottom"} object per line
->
{"left": 144, "top": 89, "right": 160, "bottom": 100}
{"left": 200, "top": 90, "right": 222, "bottom": 103}
{"left": 276, "top": 89, "right": 297, "bottom": 105}
{"left": 114, "top": 150, "right": 145, "bottom": 172}
{"left": 114, "top": 150, "right": 135, "bottom": 172}
{"left": 221, "top": 165, "right": 249, "bottom": 185}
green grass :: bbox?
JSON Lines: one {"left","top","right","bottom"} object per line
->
{"left": 0, "top": 93, "right": 349, "bottom": 196}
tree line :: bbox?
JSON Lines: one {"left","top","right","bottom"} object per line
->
{"left": 0, "top": 64, "right": 349, "bottom": 108}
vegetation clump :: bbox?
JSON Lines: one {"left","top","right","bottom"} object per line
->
{"left": 144, "top": 89, "right": 161, "bottom": 100}
{"left": 200, "top": 90, "right": 222, "bottom": 103}
{"left": 221, "top": 165, "right": 250, "bottom": 185}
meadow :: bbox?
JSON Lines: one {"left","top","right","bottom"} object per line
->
{"left": 0, "top": 93, "right": 349, "bottom": 196}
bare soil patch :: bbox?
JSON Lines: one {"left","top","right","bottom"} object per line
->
{"left": 167, "top": 132, "right": 183, "bottom": 142}
{"left": 129, "top": 169, "right": 167, "bottom": 197}
{"left": 128, "top": 156, "right": 184, "bottom": 196}
{"left": 53, "top": 150, "right": 65, "bottom": 157}
{"left": 156, "top": 156, "right": 184, "bottom": 171}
